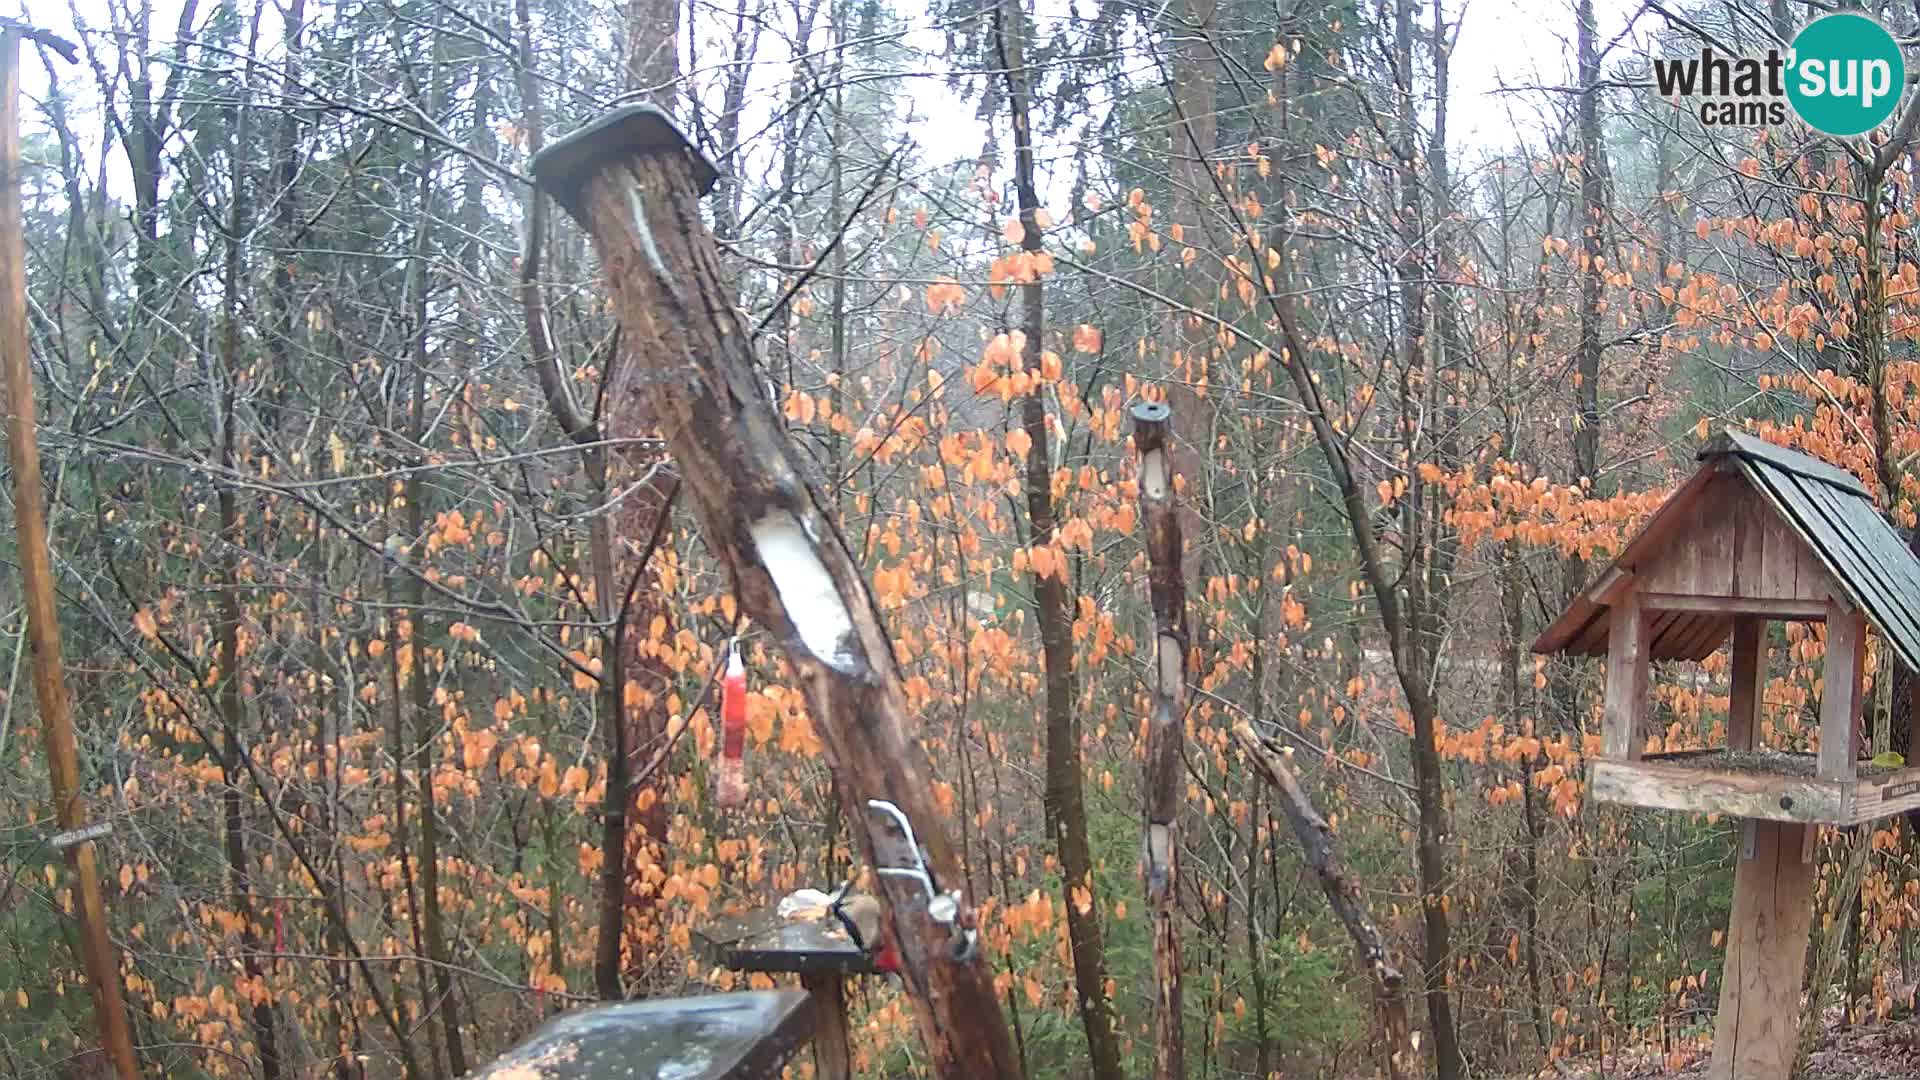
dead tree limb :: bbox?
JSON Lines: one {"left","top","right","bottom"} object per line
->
{"left": 1232, "top": 721, "right": 1415, "bottom": 1079}
{"left": 531, "top": 105, "right": 1024, "bottom": 1079}
{"left": 1133, "top": 401, "right": 1186, "bottom": 1080}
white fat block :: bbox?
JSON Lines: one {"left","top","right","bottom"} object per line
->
{"left": 750, "top": 509, "right": 856, "bottom": 667}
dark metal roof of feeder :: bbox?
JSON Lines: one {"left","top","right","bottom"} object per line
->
{"left": 1534, "top": 429, "right": 1920, "bottom": 673}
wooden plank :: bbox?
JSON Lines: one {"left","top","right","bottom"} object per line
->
{"left": 1589, "top": 759, "right": 1847, "bottom": 824}
{"left": 1637, "top": 593, "right": 1827, "bottom": 620}
{"left": 1604, "top": 590, "right": 1651, "bottom": 759}
{"left": 1849, "top": 764, "right": 1920, "bottom": 825}
{"left": 1819, "top": 602, "right": 1866, "bottom": 782}
{"left": 1731, "top": 485, "right": 1765, "bottom": 598}
{"left": 471, "top": 991, "right": 817, "bottom": 1079}
{"left": 1708, "top": 820, "right": 1816, "bottom": 1080}
{"left": 1728, "top": 617, "right": 1766, "bottom": 752}
{"left": 1535, "top": 466, "right": 1721, "bottom": 655}
{"left": 801, "top": 971, "right": 852, "bottom": 1080}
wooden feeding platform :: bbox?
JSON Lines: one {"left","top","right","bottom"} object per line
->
{"left": 696, "top": 900, "right": 881, "bottom": 1080}
{"left": 1591, "top": 749, "right": 1920, "bottom": 825}
{"left": 1537, "top": 430, "right": 1920, "bottom": 1080}
{"left": 469, "top": 990, "right": 814, "bottom": 1079}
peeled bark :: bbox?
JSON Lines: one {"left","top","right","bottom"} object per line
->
{"left": 532, "top": 106, "right": 1023, "bottom": 1078}
{"left": 1133, "top": 403, "right": 1186, "bottom": 1080}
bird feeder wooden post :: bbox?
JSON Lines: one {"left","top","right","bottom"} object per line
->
{"left": 530, "top": 105, "right": 1023, "bottom": 1078}
{"left": 1537, "top": 430, "right": 1920, "bottom": 1080}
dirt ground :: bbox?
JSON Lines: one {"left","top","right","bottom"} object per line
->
{"left": 1522, "top": 1014, "right": 1920, "bottom": 1079}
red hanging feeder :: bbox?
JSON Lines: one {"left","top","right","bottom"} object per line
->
{"left": 716, "top": 638, "right": 748, "bottom": 808}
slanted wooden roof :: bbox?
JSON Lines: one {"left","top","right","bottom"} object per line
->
{"left": 1535, "top": 429, "right": 1920, "bottom": 672}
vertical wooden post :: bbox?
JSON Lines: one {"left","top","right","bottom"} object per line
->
{"left": 799, "top": 971, "right": 852, "bottom": 1080}
{"left": 0, "top": 25, "right": 141, "bottom": 1079}
{"left": 1603, "top": 590, "right": 1650, "bottom": 759}
{"left": 1709, "top": 820, "right": 1816, "bottom": 1080}
{"left": 530, "top": 105, "right": 1023, "bottom": 1078}
{"left": 1728, "top": 617, "right": 1766, "bottom": 752}
{"left": 1820, "top": 601, "right": 1866, "bottom": 782}
{"left": 1131, "top": 402, "right": 1185, "bottom": 1080}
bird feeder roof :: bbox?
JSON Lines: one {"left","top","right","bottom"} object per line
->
{"left": 1535, "top": 429, "right": 1920, "bottom": 672}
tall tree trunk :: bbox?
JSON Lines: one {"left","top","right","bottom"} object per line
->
{"left": 402, "top": 36, "right": 465, "bottom": 1066}
{"left": 213, "top": 14, "right": 282, "bottom": 1075}
{"left": 995, "top": 5, "right": 1122, "bottom": 1076}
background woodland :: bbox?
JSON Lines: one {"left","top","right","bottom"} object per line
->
{"left": 6, "top": 0, "right": 1920, "bottom": 1076}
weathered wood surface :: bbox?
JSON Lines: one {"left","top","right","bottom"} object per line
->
{"left": 800, "top": 971, "right": 852, "bottom": 1080}
{"left": 1591, "top": 757, "right": 1920, "bottom": 825}
{"left": 1591, "top": 758, "right": 1846, "bottom": 823}
{"left": 696, "top": 906, "right": 876, "bottom": 976}
{"left": 1132, "top": 401, "right": 1185, "bottom": 1080}
{"left": 1708, "top": 821, "right": 1815, "bottom": 1080}
{"left": 1233, "top": 723, "right": 1414, "bottom": 1079}
{"left": 471, "top": 991, "right": 813, "bottom": 1079}
{"left": 1602, "top": 589, "right": 1650, "bottom": 759}
{"left": 1819, "top": 602, "right": 1866, "bottom": 782}
{"left": 531, "top": 105, "right": 1021, "bottom": 1078}
{"left": 1727, "top": 617, "right": 1766, "bottom": 752}
{"left": 1637, "top": 473, "right": 1835, "bottom": 604}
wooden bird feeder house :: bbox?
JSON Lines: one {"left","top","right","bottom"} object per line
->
{"left": 1537, "top": 429, "right": 1920, "bottom": 1080}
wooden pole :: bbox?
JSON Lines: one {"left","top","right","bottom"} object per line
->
{"left": 0, "top": 25, "right": 142, "bottom": 1079}
{"left": 1709, "top": 820, "right": 1815, "bottom": 1080}
{"left": 1131, "top": 401, "right": 1185, "bottom": 1080}
{"left": 798, "top": 970, "right": 851, "bottom": 1080}
{"left": 530, "top": 105, "right": 1023, "bottom": 1079}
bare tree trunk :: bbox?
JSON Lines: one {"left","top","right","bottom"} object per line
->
{"left": 996, "top": 3, "right": 1122, "bottom": 1075}
{"left": 213, "top": 14, "right": 282, "bottom": 1075}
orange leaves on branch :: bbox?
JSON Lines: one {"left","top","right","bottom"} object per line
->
{"left": 133, "top": 608, "right": 159, "bottom": 640}
{"left": 925, "top": 276, "right": 966, "bottom": 314}
{"left": 1072, "top": 324, "right": 1102, "bottom": 353}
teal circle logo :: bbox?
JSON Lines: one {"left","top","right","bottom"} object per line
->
{"left": 1787, "top": 14, "right": 1906, "bottom": 136}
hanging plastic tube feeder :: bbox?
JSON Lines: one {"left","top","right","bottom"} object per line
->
{"left": 716, "top": 638, "right": 748, "bottom": 807}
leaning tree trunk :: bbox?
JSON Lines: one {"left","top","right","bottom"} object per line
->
{"left": 1133, "top": 403, "right": 1186, "bottom": 1079}
{"left": 531, "top": 106, "right": 1024, "bottom": 1079}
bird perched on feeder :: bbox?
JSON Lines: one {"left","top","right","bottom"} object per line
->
{"left": 830, "top": 890, "right": 901, "bottom": 975}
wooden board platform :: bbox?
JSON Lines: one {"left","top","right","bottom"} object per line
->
{"left": 470, "top": 990, "right": 814, "bottom": 1079}
{"left": 1591, "top": 753, "right": 1920, "bottom": 825}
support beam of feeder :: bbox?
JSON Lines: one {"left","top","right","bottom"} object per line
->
{"left": 1132, "top": 401, "right": 1185, "bottom": 1080}
{"left": 530, "top": 105, "right": 1022, "bottom": 1079}
{"left": 1603, "top": 589, "right": 1650, "bottom": 759}
{"left": 1709, "top": 820, "right": 1815, "bottom": 1080}
{"left": 1820, "top": 600, "right": 1866, "bottom": 782}
{"left": 1728, "top": 617, "right": 1765, "bottom": 752}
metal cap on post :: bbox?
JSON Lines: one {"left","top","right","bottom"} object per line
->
{"left": 529, "top": 104, "right": 719, "bottom": 218}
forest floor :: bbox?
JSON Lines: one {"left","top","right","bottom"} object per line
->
{"left": 1525, "top": 1011, "right": 1920, "bottom": 1079}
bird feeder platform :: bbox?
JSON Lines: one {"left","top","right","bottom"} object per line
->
{"left": 697, "top": 903, "right": 878, "bottom": 1080}
{"left": 470, "top": 990, "right": 814, "bottom": 1080}
{"left": 1537, "top": 430, "right": 1920, "bottom": 1080}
